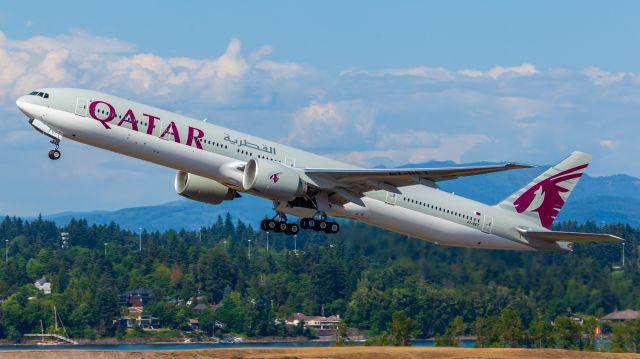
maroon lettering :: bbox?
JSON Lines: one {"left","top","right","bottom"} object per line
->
{"left": 88, "top": 101, "right": 116, "bottom": 129}
{"left": 187, "top": 126, "right": 204, "bottom": 150}
{"left": 117, "top": 109, "right": 139, "bottom": 131}
{"left": 160, "top": 121, "right": 181, "bottom": 143}
{"left": 144, "top": 113, "right": 159, "bottom": 135}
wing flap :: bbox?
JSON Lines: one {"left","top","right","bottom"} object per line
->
{"left": 519, "top": 229, "right": 623, "bottom": 243}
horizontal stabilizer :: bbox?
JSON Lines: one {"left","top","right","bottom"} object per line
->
{"left": 517, "top": 228, "right": 623, "bottom": 243}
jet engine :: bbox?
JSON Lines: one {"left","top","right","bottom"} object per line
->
{"left": 174, "top": 171, "right": 237, "bottom": 205}
{"left": 242, "top": 158, "right": 307, "bottom": 201}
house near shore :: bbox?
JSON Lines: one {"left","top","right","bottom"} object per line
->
{"left": 34, "top": 276, "right": 51, "bottom": 295}
{"left": 282, "top": 313, "right": 342, "bottom": 335}
{"left": 114, "top": 314, "right": 161, "bottom": 330}
{"left": 601, "top": 309, "right": 640, "bottom": 323}
{"left": 186, "top": 318, "right": 200, "bottom": 332}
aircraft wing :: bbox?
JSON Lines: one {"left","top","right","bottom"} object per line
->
{"left": 518, "top": 229, "right": 623, "bottom": 243}
{"left": 304, "top": 163, "right": 533, "bottom": 194}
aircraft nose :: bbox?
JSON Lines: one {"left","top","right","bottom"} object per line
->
{"left": 16, "top": 96, "right": 30, "bottom": 117}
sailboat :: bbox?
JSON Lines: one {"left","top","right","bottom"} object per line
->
{"left": 35, "top": 306, "right": 70, "bottom": 345}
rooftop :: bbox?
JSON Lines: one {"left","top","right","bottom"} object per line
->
{"left": 601, "top": 309, "right": 640, "bottom": 321}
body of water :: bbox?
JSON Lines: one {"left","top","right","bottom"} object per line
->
{"left": 0, "top": 340, "right": 476, "bottom": 351}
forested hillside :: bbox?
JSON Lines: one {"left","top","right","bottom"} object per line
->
{"left": 0, "top": 215, "right": 637, "bottom": 345}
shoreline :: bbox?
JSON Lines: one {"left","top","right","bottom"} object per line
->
{"left": 0, "top": 336, "right": 331, "bottom": 347}
{"left": 0, "top": 347, "right": 634, "bottom": 359}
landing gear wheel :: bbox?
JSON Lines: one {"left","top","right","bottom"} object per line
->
{"left": 261, "top": 219, "right": 269, "bottom": 231}
{"left": 325, "top": 222, "right": 340, "bottom": 234}
{"left": 266, "top": 220, "right": 277, "bottom": 231}
{"left": 286, "top": 223, "right": 300, "bottom": 235}
{"left": 307, "top": 219, "right": 316, "bottom": 230}
{"left": 315, "top": 220, "right": 328, "bottom": 232}
{"left": 48, "top": 149, "right": 61, "bottom": 160}
{"left": 275, "top": 221, "right": 288, "bottom": 233}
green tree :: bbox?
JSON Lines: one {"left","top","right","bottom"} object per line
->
{"left": 336, "top": 322, "right": 348, "bottom": 344}
{"left": 527, "top": 319, "right": 553, "bottom": 348}
{"left": 215, "top": 291, "right": 245, "bottom": 334}
{"left": 436, "top": 315, "right": 464, "bottom": 347}
{"left": 389, "top": 311, "right": 414, "bottom": 346}
{"left": 553, "top": 315, "right": 580, "bottom": 349}
{"left": 499, "top": 308, "right": 523, "bottom": 347}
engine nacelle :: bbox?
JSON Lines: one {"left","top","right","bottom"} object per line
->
{"left": 174, "top": 171, "right": 237, "bottom": 205}
{"left": 242, "top": 158, "right": 307, "bottom": 201}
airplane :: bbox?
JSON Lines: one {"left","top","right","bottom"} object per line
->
{"left": 16, "top": 88, "right": 622, "bottom": 251}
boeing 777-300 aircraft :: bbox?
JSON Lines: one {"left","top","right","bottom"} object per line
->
{"left": 16, "top": 89, "right": 622, "bottom": 250}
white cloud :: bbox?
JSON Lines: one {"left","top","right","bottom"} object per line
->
{"left": 600, "top": 139, "right": 616, "bottom": 150}
{"left": 459, "top": 64, "right": 538, "bottom": 79}
{"left": 0, "top": 30, "right": 134, "bottom": 54}
{"left": 582, "top": 67, "right": 626, "bottom": 86}
{"left": 341, "top": 63, "right": 537, "bottom": 81}
{"left": 330, "top": 133, "right": 492, "bottom": 167}
{"left": 0, "top": 32, "right": 318, "bottom": 109}
{"left": 256, "top": 60, "right": 304, "bottom": 79}
{"left": 286, "top": 100, "right": 376, "bottom": 147}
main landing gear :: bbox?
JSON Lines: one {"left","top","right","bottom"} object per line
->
{"left": 260, "top": 213, "right": 340, "bottom": 235}
{"left": 48, "top": 139, "right": 61, "bottom": 160}
{"left": 261, "top": 214, "right": 300, "bottom": 235}
{"left": 300, "top": 217, "right": 340, "bottom": 234}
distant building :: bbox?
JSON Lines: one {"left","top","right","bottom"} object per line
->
{"left": 284, "top": 313, "right": 341, "bottom": 335}
{"left": 187, "top": 318, "right": 200, "bottom": 332}
{"left": 114, "top": 314, "right": 160, "bottom": 330}
{"left": 115, "top": 316, "right": 134, "bottom": 329}
{"left": 119, "top": 288, "right": 152, "bottom": 307}
{"left": 34, "top": 276, "right": 51, "bottom": 295}
{"left": 601, "top": 309, "right": 640, "bottom": 323}
{"left": 138, "top": 314, "right": 160, "bottom": 329}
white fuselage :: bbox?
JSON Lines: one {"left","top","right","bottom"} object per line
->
{"left": 16, "top": 88, "right": 561, "bottom": 251}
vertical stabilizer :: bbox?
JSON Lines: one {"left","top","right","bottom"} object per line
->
{"left": 497, "top": 151, "right": 591, "bottom": 228}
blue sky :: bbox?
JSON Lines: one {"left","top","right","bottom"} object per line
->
{"left": 1, "top": 1, "right": 639, "bottom": 215}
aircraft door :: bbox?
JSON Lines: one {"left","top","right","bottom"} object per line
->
{"left": 75, "top": 98, "right": 87, "bottom": 116}
{"left": 481, "top": 215, "right": 494, "bottom": 234}
{"left": 385, "top": 192, "right": 398, "bottom": 205}
{"left": 285, "top": 157, "right": 296, "bottom": 167}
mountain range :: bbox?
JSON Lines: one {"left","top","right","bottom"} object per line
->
{"left": 16, "top": 160, "right": 640, "bottom": 232}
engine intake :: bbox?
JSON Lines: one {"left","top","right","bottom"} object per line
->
{"left": 174, "top": 171, "right": 237, "bottom": 205}
{"left": 242, "top": 158, "right": 307, "bottom": 201}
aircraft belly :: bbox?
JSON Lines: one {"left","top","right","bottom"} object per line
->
{"left": 358, "top": 197, "right": 533, "bottom": 250}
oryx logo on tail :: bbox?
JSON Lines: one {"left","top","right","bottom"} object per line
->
{"left": 513, "top": 164, "right": 587, "bottom": 228}
{"left": 498, "top": 151, "right": 591, "bottom": 229}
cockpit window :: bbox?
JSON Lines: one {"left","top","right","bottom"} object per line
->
{"left": 28, "top": 91, "right": 49, "bottom": 98}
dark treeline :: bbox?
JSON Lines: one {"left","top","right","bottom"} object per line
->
{"left": 0, "top": 214, "right": 637, "bottom": 347}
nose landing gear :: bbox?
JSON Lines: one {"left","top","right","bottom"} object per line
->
{"left": 48, "top": 139, "right": 61, "bottom": 160}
